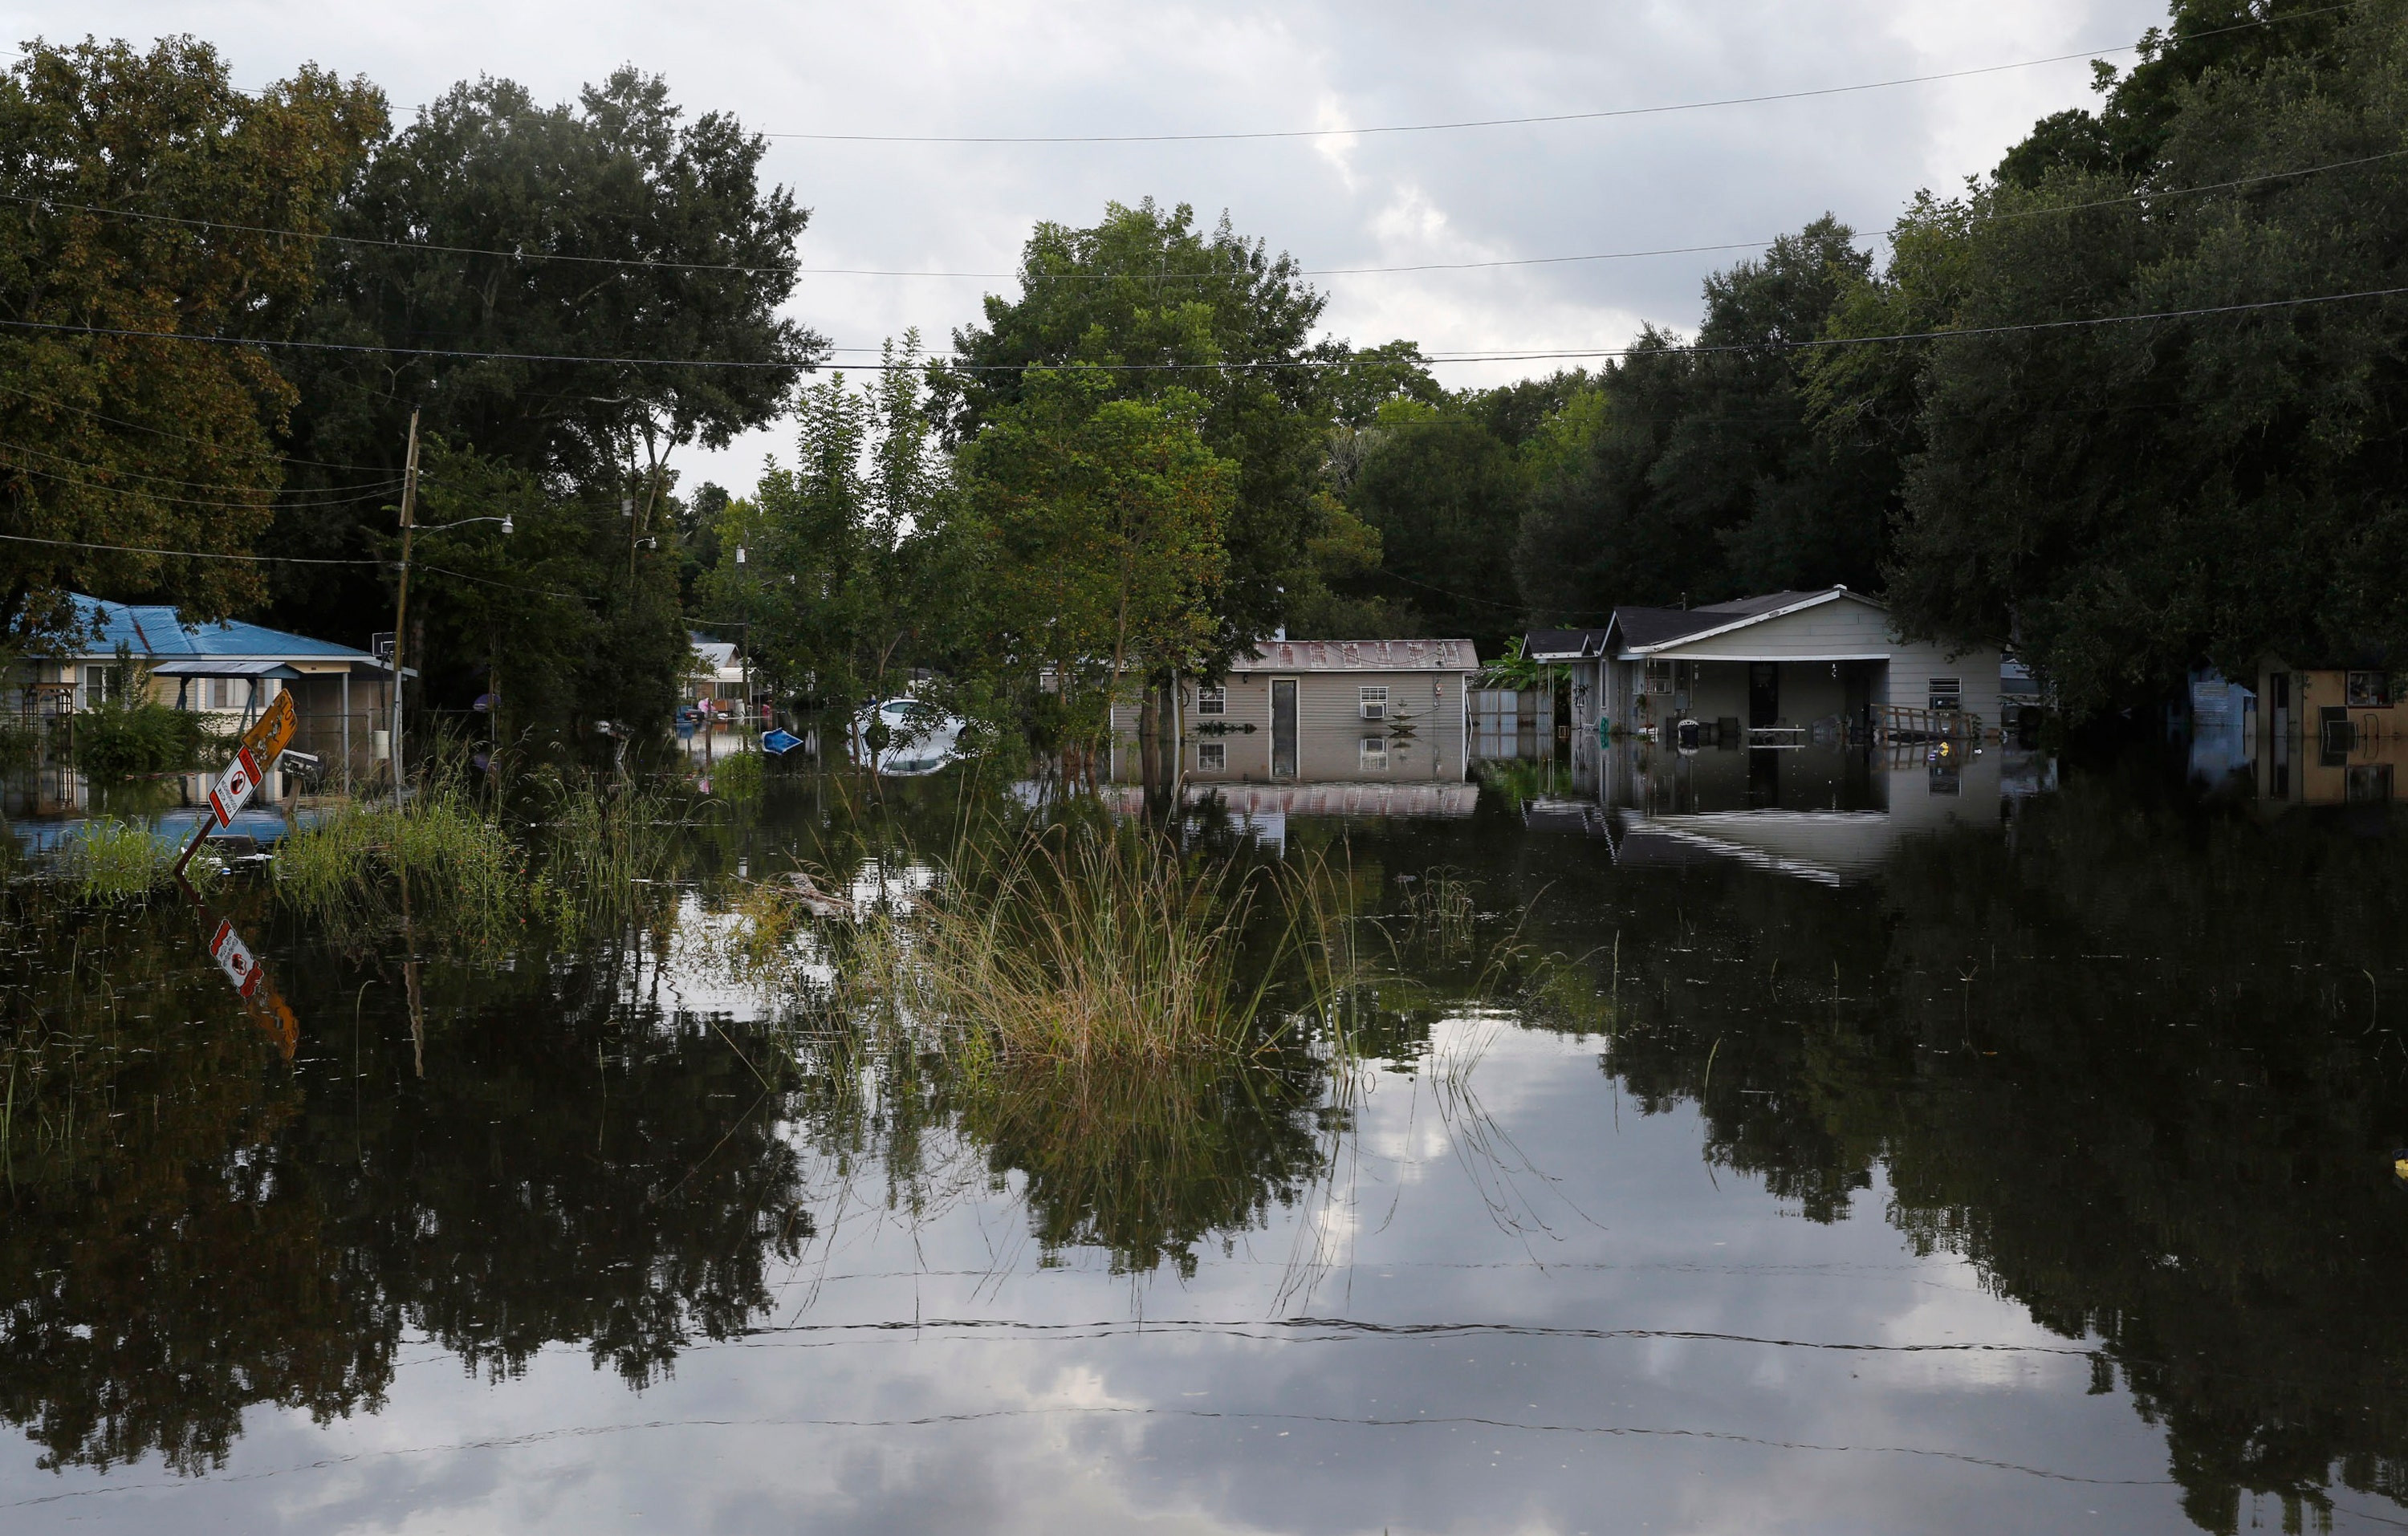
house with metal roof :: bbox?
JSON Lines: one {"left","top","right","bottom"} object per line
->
{"left": 1112, "top": 639, "right": 1482, "bottom": 785}
{"left": 16, "top": 595, "right": 401, "bottom": 782}
{"left": 1531, "top": 587, "right": 2000, "bottom": 746}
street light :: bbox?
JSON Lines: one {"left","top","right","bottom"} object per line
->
{"left": 418, "top": 514, "right": 514, "bottom": 534}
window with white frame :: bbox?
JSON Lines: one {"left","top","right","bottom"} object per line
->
{"left": 1196, "top": 742, "right": 1226, "bottom": 771}
{"left": 1196, "top": 684, "right": 1226, "bottom": 716}
{"left": 79, "top": 665, "right": 113, "bottom": 708}
{"left": 1358, "top": 685, "right": 1389, "bottom": 721}
{"left": 1358, "top": 736, "right": 1389, "bottom": 770}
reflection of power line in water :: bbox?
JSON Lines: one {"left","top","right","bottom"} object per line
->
{"left": 0, "top": 1404, "right": 2176, "bottom": 1509}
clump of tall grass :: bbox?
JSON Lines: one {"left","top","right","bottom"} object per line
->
{"left": 59, "top": 818, "right": 218, "bottom": 902}
{"left": 536, "top": 781, "right": 680, "bottom": 937}
{"left": 708, "top": 748, "right": 764, "bottom": 801}
{"left": 847, "top": 822, "right": 1279, "bottom": 1068}
{"left": 275, "top": 789, "right": 522, "bottom": 944}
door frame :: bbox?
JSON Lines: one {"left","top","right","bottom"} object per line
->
{"left": 1269, "top": 676, "right": 1300, "bottom": 780}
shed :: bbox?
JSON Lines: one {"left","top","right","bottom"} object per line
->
{"left": 1112, "top": 639, "right": 1482, "bottom": 783}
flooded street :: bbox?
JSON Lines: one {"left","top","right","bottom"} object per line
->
{"left": 2, "top": 750, "right": 2402, "bottom": 1534}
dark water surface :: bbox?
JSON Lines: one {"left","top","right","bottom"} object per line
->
{"left": 3, "top": 754, "right": 2405, "bottom": 1534}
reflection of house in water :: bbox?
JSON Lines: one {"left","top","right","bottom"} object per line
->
{"left": 2251, "top": 657, "right": 2407, "bottom": 808}
{"left": 1182, "top": 780, "right": 1479, "bottom": 852}
{"left": 1541, "top": 738, "right": 2011, "bottom": 884}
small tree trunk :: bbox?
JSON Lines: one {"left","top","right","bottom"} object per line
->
{"left": 1137, "top": 687, "right": 1160, "bottom": 792}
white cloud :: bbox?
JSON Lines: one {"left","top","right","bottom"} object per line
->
{"left": 10, "top": 0, "right": 2172, "bottom": 483}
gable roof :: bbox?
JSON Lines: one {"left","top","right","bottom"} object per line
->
{"left": 1525, "top": 628, "right": 1609, "bottom": 660}
{"left": 55, "top": 594, "right": 378, "bottom": 663}
{"left": 1231, "top": 639, "right": 1480, "bottom": 673}
{"left": 1605, "top": 587, "right": 1884, "bottom": 655}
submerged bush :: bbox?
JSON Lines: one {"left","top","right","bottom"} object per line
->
{"left": 539, "top": 782, "right": 679, "bottom": 937}
{"left": 709, "top": 749, "right": 763, "bottom": 801}
{"left": 78, "top": 700, "right": 209, "bottom": 778}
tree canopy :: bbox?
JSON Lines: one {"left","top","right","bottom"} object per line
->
{"left": 0, "top": 38, "right": 381, "bottom": 647}
{"left": 933, "top": 199, "right": 1328, "bottom": 662}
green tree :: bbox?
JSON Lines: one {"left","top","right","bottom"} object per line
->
{"left": 958, "top": 370, "right": 1235, "bottom": 750}
{"left": 401, "top": 438, "right": 617, "bottom": 754}
{"left": 702, "top": 334, "right": 959, "bottom": 715}
{"left": 1876, "top": 0, "right": 2408, "bottom": 717}
{"left": 933, "top": 199, "right": 1327, "bottom": 660}
{"left": 272, "top": 68, "right": 820, "bottom": 733}
{"left": 1513, "top": 219, "right": 1885, "bottom": 627}
{"left": 0, "top": 38, "right": 380, "bottom": 644}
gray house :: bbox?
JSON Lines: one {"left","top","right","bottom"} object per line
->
{"left": 1531, "top": 587, "right": 2001, "bottom": 744}
{"left": 1112, "top": 639, "right": 1481, "bottom": 784}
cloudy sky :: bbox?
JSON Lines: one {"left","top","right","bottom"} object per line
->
{"left": 10, "top": 0, "right": 2170, "bottom": 483}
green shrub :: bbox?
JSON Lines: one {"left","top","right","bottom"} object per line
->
{"left": 78, "top": 700, "right": 208, "bottom": 778}
{"left": 275, "top": 790, "right": 522, "bottom": 945}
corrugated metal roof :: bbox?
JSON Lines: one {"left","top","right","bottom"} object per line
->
{"left": 59, "top": 594, "right": 378, "bottom": 662}
{"left": 1230, "top": 639, "right": 1480, "bottom": 673}
{"left": 148, "top": 660, "right": 303, "bottom": 679}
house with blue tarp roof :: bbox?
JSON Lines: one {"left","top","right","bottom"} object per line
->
{"left": 15, "top": 594, "right": 403, "bottom": 786}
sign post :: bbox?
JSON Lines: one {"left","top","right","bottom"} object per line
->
{"left": 171, "top": 690, "right": 298, "bottom": 880}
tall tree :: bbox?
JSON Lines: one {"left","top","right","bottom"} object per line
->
{"left": 1324, "top": 397, "right": 1530, "bottom": 652}
{"left": 957, "top": 369, "right": 1235, "bottom": 750}
{"left": 0, "top": 38, "right": 380, "bottom": 646}
{"left": 1873, "top": 0, "right": 2408, "bottom": 717}
{"left": 1515, "top": 219, "right": 1883, "bottom": 625}
{"left": 702, "top": 335, "right": 960, "bottom": 713}
{"left": 274, "top": 68, "right": 820, "bottom": 726}
{"left": 932, "top": 200, "right": 1327, "bottom": 660}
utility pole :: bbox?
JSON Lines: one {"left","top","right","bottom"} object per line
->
{"left": 389, "top": 408, "right": 421, "bottom": 812}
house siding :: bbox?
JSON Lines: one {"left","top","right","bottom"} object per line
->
{"left": 1112, "top": 668, "right": 1473, "bottom": 782}
{"left": 1622, "top": 596, "right": 2002, "bottom": 729}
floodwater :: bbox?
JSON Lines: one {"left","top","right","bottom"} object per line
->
{"left": 2, "top": 746, "right": 2404, "bottom": 1534}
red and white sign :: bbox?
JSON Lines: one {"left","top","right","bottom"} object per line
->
{"left": 206, "top": 746, "right": 263, "bottom": 827}
{"left": 208, "top": 918, "right": 263, "bottom": 998}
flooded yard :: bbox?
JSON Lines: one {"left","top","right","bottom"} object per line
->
{"left": 0, "top": 749, "right": 2401, "bottom": 1534}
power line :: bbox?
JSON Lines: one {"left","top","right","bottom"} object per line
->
{"left": 0, "top": 531, "right": 588, "bottom": 599}
{"left": 0, "top": 461, "right": 403, "bottom": 511}
{"left": 7, "top": 114, "right": 2394, "bottom": 292}
{"left": 0, "top": 438, "right": 402, "bottom": 498}
{"left": 0, "top": 384, "right": 397, "bottom": 472}
{"left": 0, "top": 530, "right": 378, "bottom": 565}
{"left": 0, "top": 193, "right": 803, "bottom": 279}
{"left": 6, "top": 282, "right": 2404, "bottom": 373}
{"left": 755, "top": 6, "right": 2355, "bottom": 144}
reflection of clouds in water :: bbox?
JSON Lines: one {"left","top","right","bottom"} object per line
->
{"left": 0, "top": 969, "right": 2198, "bottom": 1533}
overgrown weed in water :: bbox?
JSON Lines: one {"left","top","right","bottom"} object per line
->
{"left": 275, "top": 787, "right": 522, "bottom": 945}
{"left": 843, "top": 819, "right": 1280, "bottom": 1069}
{"left": 537, "top": 778, "right": 680, "bottom": 940}
{"left": 60, "top": 819, "right": 220, "bottom": 904}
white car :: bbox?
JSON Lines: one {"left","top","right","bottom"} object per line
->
{"left": 848, "top": 697, "right": 967, "bottom": 775}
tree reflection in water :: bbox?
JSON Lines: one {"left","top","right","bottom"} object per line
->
{"left": 2, "top": 760, "right": 2406, "bottom": 1535}
{"left": 0, "top": 900, "right": 812, "bottom": 1473}
{"left": 1566, "top": 763, "right": 2408, "bottom": 1534}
